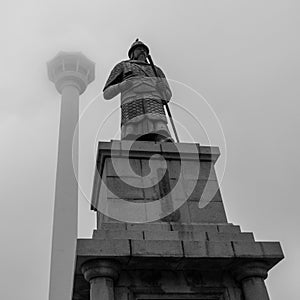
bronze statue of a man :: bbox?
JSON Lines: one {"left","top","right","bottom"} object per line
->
{"left": 103, "top": 39, "right": 173, "bottom": 142}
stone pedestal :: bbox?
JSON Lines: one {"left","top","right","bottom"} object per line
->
{"left": 91, "top": 140, "right": 226, "bottom": 225}
{"left": 73, "top": 141, "right": 284, "bottom": 300}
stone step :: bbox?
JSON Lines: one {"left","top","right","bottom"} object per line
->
{"left": 98, "top": 222, "right": 241, "bottom": 233}
{"left": 126, "top": 222, "right": 171, "bottom": 231}
{"left": 93, "top": 229, "right": 143, "bottom": 240}
{"left": 77, "top": 238, "right": 283, "bottom": 261}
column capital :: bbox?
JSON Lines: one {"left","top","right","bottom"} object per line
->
{"left": 47, "top": 52, "right": 95, "bottom": 95}
{"left": 232, "top": 261, "right": 269, "bottom": 282}
{"left": 81, "top": 259, "right": 121, "bottom": 283}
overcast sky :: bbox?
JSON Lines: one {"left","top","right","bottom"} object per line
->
{"left": 0, "top": 1, "right": 299, "bottom": 299}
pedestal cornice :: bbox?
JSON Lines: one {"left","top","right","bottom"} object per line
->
{"left": 232, "top": 261, "right": 269, "bottom": 282}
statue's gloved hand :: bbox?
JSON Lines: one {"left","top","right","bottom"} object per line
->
{"left": 161, "top": 99, "right": 168, "bottom": 106}
{"left": 119, "top": 80, "right": 133, "bottom": 92}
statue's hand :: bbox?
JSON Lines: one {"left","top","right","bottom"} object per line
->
{"left": 119, "top": 80, "right": 133, "bottom": 92}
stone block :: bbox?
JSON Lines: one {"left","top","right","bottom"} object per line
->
{"left": 160, "top": 142, "right": 179, "bottom": 153}
{"left": 169, "top": 178, "right": 189, "bottom": 200}
{"left": 105, "top": 157, "right": 142, "bottom": 177}
{"left": 98, "top": 198, "right": 148, "bottom": 224}
{"left": 92, "top": 229, "right": 108, "bottom": 239}
{"left": 92, "top": 230, "right": 143, "bottom": 240}
{"left": 169, "top": 160, "right": 217, "bottom": 181}
{"left": 93, "top": 171, "right": 107, "bottom": 212}
{"left": 259, "top": 242, "right": 284, "bottom": 258}
{"left": 207, "top": 232, "right": 255, "bottom": 242}
{"left": 160, "top": 142, "right": 190, "bottom": 154}
{"left": 200, "top": 185, "right": 222, "bottom": 204}
{"left": 177, "top": 202, "right": 191, "bottom": 223}
{"left": 96, "top": 211, "right": 108, "bottom": 227}
{"left": 198, "top": 146, "right": 220, "bottom": 162}
{"left": 166, "top": 160, "right": 216, "bottom": 181}
{"left": 106, "top": 177, "right": 144, "bottom": 199}
{"left": 120, "top": 140, "right": 161, "bottom": 153}
{"left": 232, "top": 241, "right": 264, "bottom": 257}
{"left": 131, "top": 240, "right": 183, "bottom": 257}
{"left": 217, "top": 224, "right": 241, "bottom": 233}
{"left": 182, "top": 241, "right": 207, "bottom": 257}
{"left": 184, "top": 179, "right": 222, "bottom": 203}
{"left": 183, "top": 240, "right": 234, "bottom": 258}
{"left": 199, "top": 146, "right": 212, "bottom": 154}
{"left": 127, "top": 222, "right": 171, "bottom": 231}
{"left": 98, "top": 141, "right": 121, "bottom": 153}
{"left": 144, "top": 199, "right": 168, "bottom": 222}
{"left": 161, "top": 143, "right": 202, "bottom": 161}
{"left": 140, "top": 157, "right": 167, "bottom": 177}
{"left": 97, "top": 214, "right": 123, "bottom": 226}
{"left": 206, "top": 241, "right": 234, "bottom": 257}
{"left": 188, "top": 201, "right": 227, "bottom": 223}
{"left": 77, "top": 239, "right": 130, "bottom": 256}
{"left": 142, "top": 178, "right": 161, "bottom": 200}
{"left": 127, "top": 196, "right": 179, "bottom": 223}
{"left": 175, "top": 143, "right": 200, "bottom": 153}
{"left": 166, "top": 159, "right": 181, "bottom": 179}
{"left": 199, "top": 161, "right": 218, "bottom": 181}
{"left": 98, "top": 222, "right": 126, "bottom": 230}
{"left": 178, "top": 231, "right": 207, "bottom": 241}
{"left": 171, "top": 223, "right": 219, "bottom": 232}
{"left": 181, "top": 160, "right": 201, "bottom": 180}
{"left": 144, "top": 230, "right": 180, "bottom": 240}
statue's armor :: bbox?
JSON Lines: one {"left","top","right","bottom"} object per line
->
{"left": 103, "top": 60, "right": 172, "bottom": 140}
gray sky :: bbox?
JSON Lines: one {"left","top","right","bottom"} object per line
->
{"left": 0, "top": 0, "right": 299, "bottom": 299}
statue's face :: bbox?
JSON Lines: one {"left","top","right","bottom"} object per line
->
{"left": 133, "top": 46, "right": 147, "bottom": 61}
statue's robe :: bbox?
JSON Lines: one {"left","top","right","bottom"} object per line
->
{"left": 103, "top": 60, "right": 172, "bottom": 140}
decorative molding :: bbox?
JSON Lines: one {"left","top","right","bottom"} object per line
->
{"left": 129, "top": 286, "right": 226, "bottom": 300}
{"left": 131, "top": 290, "right": 226, "bottom": 300}
{"left": 232, "top": 261, "right": 269, "bottom": 282}
{"left": 81, "top": 259, "right": 121, "bottom": 282}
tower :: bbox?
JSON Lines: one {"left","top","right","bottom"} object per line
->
{"left": 72, "top": 140, "right": 284, "bottom": 300}
{"left": 48, "top": 52, "right": 95, "bottom": 300}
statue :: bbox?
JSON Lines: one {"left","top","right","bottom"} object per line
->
{"left": 103, "top": 39, "right": 173, "bottom": 142}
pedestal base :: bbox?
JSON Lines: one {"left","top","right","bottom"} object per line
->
{"left": 73, "top": 141, "right": 284, "bottom": 300}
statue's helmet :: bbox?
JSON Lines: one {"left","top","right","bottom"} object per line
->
{"left": 128, "top": 38, "right": 149, "bottom": 58}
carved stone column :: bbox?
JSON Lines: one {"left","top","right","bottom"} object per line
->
{"left": 233, "top": 262, "right": 270, "bottom": 300}
{"left": 81, "top": 260, "right": 121, "bottom": 300}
